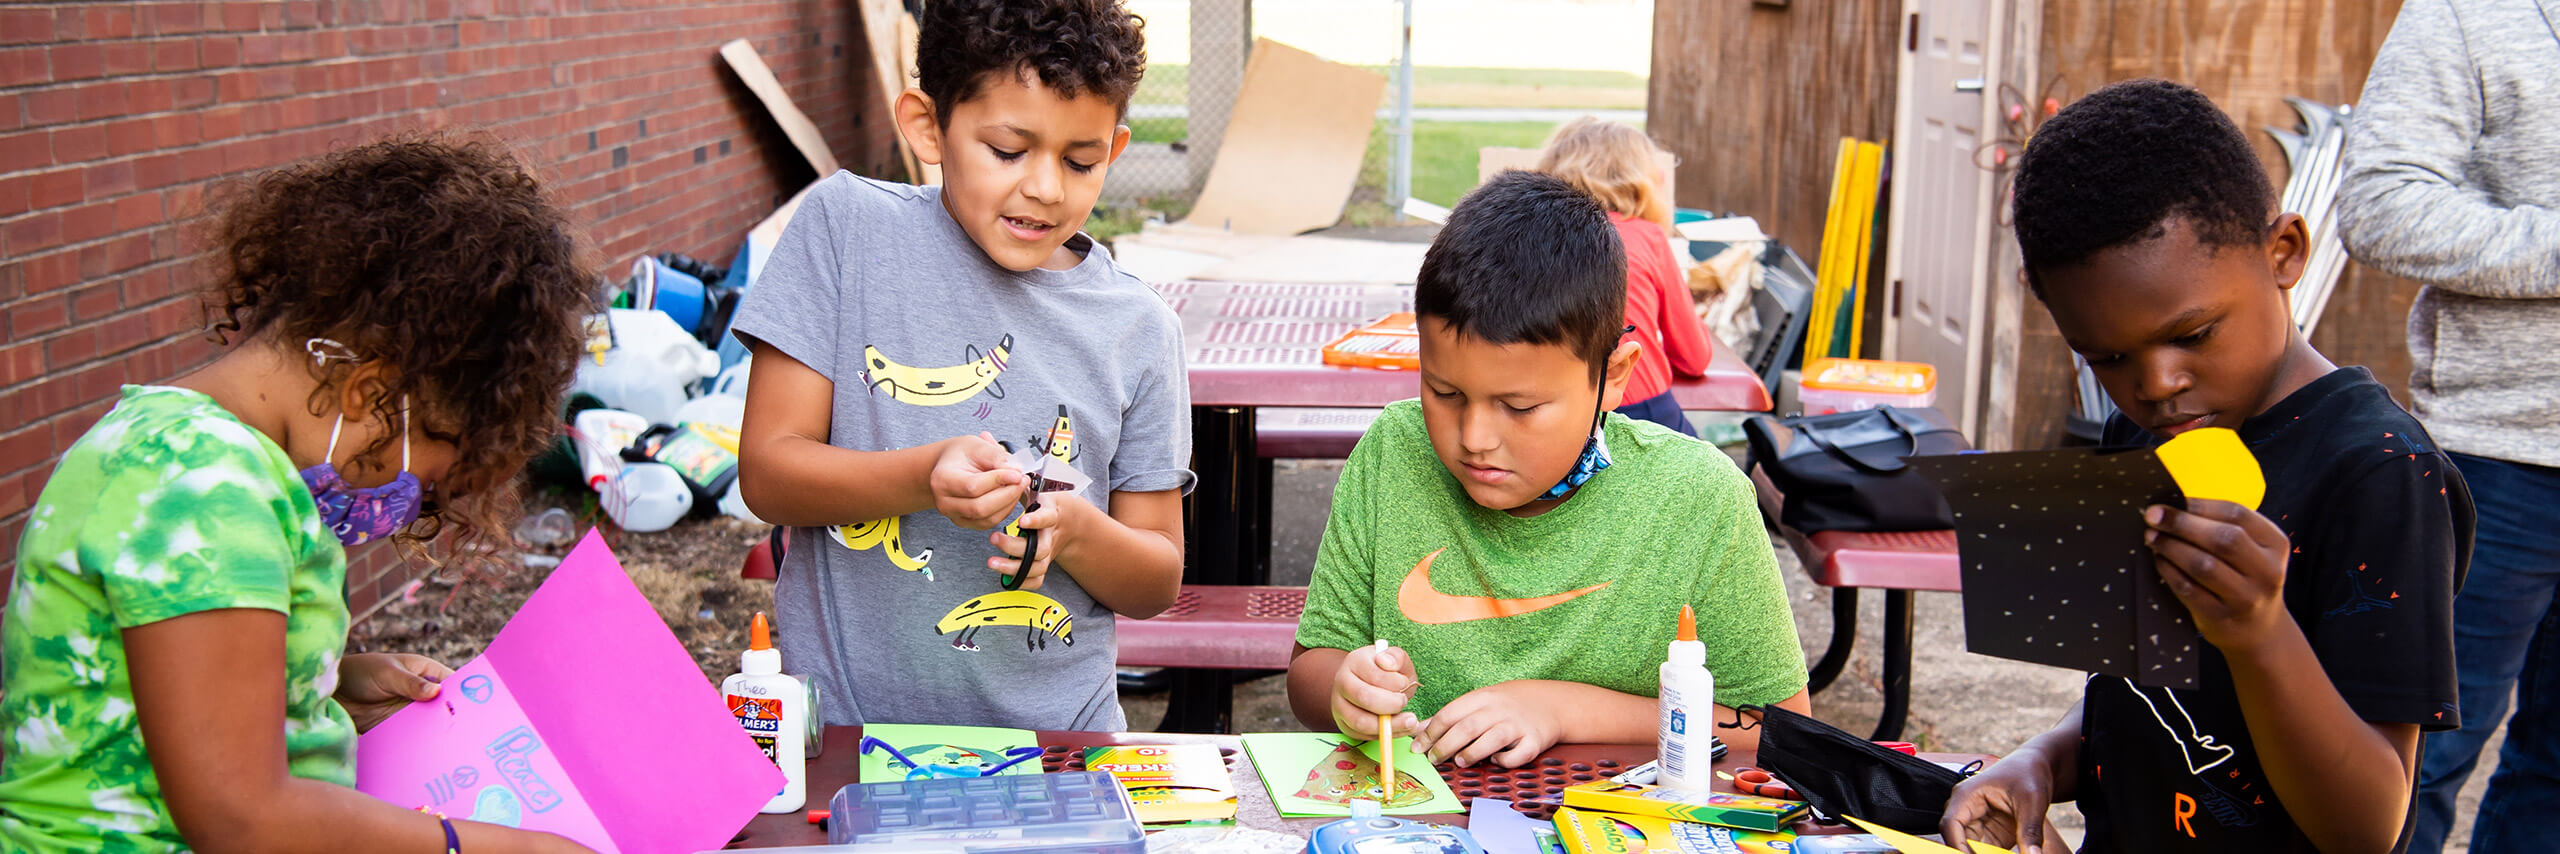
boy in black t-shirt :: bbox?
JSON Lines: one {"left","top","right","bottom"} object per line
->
{"left": 1940, "top": 79, "right": 2473, "bottom": 853}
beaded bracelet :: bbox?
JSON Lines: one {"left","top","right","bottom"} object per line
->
{"left": 415, "top": 805, "right": 460, "bottom": 854}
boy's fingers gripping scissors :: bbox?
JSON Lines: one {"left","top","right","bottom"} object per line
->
{"left": 1002, "top": 420, "right": 1063, "bottom": 590}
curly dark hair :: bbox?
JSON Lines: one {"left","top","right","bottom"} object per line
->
{"left": 1417, "top": 170, "right": 1628, "bottom": 380}
{"left": 2013, "top": 78, "right": 2274, "bottom": 293}
{"left": 915, "top": 0, "right": 1147, "bottom": 124}
{"left": 202, "top": 132, "right": 596, "bottom": 570}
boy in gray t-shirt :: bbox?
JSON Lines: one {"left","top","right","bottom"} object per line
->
{"left": 729, "top": 0, "right": 1190, "bottom": 731}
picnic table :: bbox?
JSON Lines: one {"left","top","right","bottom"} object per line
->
{"left": 1165, "top": 279, "right": 1773, "bottom": 589}
{"left": 729, "top": 725, "right": 1993, "bottom": 846}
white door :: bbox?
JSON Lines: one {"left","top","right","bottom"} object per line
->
{"left": 1883, "top": 0, "right": 2007, "bottom": 438}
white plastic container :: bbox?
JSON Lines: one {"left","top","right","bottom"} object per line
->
{"left": 722, "top": 612, "right": 808, "bottom": 814}
{"left": 1658, "top": 604, "right": 1715, "bottom": 794}
{"left": 571, "top": 408, "right": 650, "bottom": 492}
{"left": 600, "top": 462, "right": 693, "bottom": 533}
{"left": 571, "top": 308, "right": 719, "bottom": 426}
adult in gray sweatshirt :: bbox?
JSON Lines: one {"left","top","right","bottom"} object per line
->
{"left": 2338, "top": 1, "right": 2560, "bottom": 851}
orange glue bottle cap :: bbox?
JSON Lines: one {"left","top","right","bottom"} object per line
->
{"left": 742, "top": 611, "right": 780, "bottom": 675}
{"left": 1677, "top": 604, "right": 1697, "bottom": 642}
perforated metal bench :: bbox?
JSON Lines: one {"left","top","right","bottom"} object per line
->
{"left": 1116, "top": 585, "right": 1307, "bottom": 734}
{"left": 1749, "top": 466, "right": 1960, "bottom": 742}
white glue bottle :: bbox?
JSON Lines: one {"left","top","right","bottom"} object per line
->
{"left": 722, "top": 612, "right": 807, "bottom": 813}
{"left": 1658, "top": 604, "right": 1715, "bottom": 793}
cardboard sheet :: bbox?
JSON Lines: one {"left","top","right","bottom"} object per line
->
{"left": 720, "top": 39, "right": 840, "bottom": 178}
{"left": 1239, "top": 732, "right": 1460, "bottom": 817}
{"left": 1183, "top": 39, "right": 1387, "bottom": 235}
{"left": 356, "top": 531, "right": 782, "bottom": 854}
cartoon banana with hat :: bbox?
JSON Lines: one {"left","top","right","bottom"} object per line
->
{"left": 934, "top": 590, "right": 1074, "bottom": 652}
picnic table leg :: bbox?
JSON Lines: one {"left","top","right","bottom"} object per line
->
{"left": 1807, "top": 588, "right": 1858, "bottom": 693}
{"left": 1872, "top": 589, "right": 1914, "bottom": 742}
{"left": 1159, "top": 406, "right": 1262, "bottom": 733}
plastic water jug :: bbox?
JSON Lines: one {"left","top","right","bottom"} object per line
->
{"left": 571, "top": 408, "right": 650, "bottom": 492}
{"left": 602, "top": 462, "right": 693, "bottom": 533}
{"left": 571, "top": 309, "right": 718, "bottom": 426}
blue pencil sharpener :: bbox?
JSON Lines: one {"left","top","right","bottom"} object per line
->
{"left": 1306, "top": 800, "right": 1486, "bottom": 854}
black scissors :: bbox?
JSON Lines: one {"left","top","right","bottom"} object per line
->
{"left": 1001, "top": 419, "right": 1064, "bottom": 590}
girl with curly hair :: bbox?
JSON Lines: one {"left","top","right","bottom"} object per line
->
{"left": 0, "top": 133, "right": 597, "bottom": 853}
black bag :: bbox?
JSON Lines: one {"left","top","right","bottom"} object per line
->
{"left": 1743, "top": 406, "right": 1966, "bottom": 533}
{"left": 1750, "top": 704, "right": 1979, "bottom": 832}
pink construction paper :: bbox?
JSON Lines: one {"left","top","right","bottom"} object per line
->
{"left": 358, "top": 530, "right": 784, "bottom": 853}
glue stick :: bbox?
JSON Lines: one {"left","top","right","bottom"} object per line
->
{"left": 1658, "top": 604, "right": 1714, "bottom": 793}
{"left": 723, "top": 612, "right": 807, "bottom": 813}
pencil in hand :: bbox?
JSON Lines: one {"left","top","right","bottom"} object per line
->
{"left": 1374, "top": 638, "right": 1394, "bottom": 803}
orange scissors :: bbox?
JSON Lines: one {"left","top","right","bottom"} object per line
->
{"left": 1721, "top": 767, "right": 1799, "bottom": 801}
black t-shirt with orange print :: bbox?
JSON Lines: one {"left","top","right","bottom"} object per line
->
{"left": 2076, "top": 367, "right": 2472, "bottom": 853}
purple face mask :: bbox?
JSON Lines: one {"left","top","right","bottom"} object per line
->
{"left": 299, "top": 339, "right": 423, "bottom": 545}
{"left": 302, "top": 402, "right": 423, "bottom": 546}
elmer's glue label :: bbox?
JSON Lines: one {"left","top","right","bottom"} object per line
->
{"left": 721, "top": 612, "right": 807, "bottom": 813}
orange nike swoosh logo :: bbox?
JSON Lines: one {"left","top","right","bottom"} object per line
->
{"left": 1396, "top": 548, "right": 1609, "bottom": 624}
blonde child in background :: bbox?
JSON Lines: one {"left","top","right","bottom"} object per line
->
{"left": 1537, "top": 117, "right": 1714, "bottom": 437}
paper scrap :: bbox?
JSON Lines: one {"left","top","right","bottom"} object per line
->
{"left": 1183, "top": 40, "right": 1386, "bottom": 235}
{"left": 2155, "top": 427, "right": 2264, "bottom": 509}
{"left": 1467, "top": 798, "right": 1552, "bottom": 854}
{"left": 1843, "top": 816, "right": 2017, "bottom": 854}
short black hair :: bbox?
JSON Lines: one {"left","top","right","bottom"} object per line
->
{"left": 1417, "top": 170, "right": 1628, "bottom": 379}
{"left": 2013, "top": 78, "right": 2274, "bottom": 292}
{"left": 916, "top": 0, "right": 1147, "bottom": 125}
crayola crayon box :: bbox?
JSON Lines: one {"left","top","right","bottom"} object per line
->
{"left": 1560, "top": 779, "right": 1809, "bottom": 832}
{"left": 1082, "top": 744, "right": 1236, "bottom": 824}
{"left": 1553, "top": 806, "right": 1797, "bottom": 854}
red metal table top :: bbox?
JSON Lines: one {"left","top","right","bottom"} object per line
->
{"left": 1113, "top": 585, "right": 1304, "bottom": 670}
{"left": 1167, "top": 281, "right": 1771, "bottom": 412}
{"left": 732, "top": 726, "right": 1993, "bottom": 846}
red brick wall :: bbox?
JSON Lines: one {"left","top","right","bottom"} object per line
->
{"left": 1, "top": 0, "right": 898, "bottom": 617}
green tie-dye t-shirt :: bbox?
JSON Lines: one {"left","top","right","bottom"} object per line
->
{"left": 0, "top": 385, "right": 354, "bottom": 853}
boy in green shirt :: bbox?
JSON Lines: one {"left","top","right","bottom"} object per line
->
{"left": 1286, "top": 172, "right": 1811, "bottom": 769}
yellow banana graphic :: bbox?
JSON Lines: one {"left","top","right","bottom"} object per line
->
{"left": 861, "top": 334, "right": 1014, "bottom": 406}
{"left": 934, "top": 590, "right": 1074, "bottom": 652}
{"left": 830, "top": 516, "right": 935, "bottom": 579}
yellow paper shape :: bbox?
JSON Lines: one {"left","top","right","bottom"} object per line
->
{"left": 1843, "top": 816, "right": 2019, "bottom": 854}
{"left": 2156, "top": 426, "right": 2265, "bottom": 510}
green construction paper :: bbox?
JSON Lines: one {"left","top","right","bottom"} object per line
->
{"left": 1240, "top": 732, "right": 1461, "bottom": 817}
{"left": 856, "top": 723, "right": 1044, "bottom": 783}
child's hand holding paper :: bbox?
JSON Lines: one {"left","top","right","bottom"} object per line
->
{"left": 2146, "top": 426, "right": 2291, "bottom": 654}
{"left": 929, "top": 431, "right": 1028, "bottom": 530}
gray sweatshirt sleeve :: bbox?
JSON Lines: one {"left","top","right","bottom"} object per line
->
{"left": 2338, "top": 0, "right": 2560, "bottom": 299}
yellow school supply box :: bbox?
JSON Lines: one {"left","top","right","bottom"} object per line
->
{"left": 1552, "top": 805, "right": 1798, "bottom": 854}
{"left": 1560, "top": 778, "right": 1810, "bottom": 832}
{"left": 1082, "top": 745, "right": 1236, "bottom": 824}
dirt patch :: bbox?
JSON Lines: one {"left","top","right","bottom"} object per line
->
{"left": 346, "top": 490, "right": 776, "bottom": 685}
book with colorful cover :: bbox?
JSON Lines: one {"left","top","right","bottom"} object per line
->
{"left": 1553, "top": 806, "right": 1798, "bottom": 854}
{"left": 1082, "top": 744, "right": 1237, "bottom": 824}
{"left": 1560, "top": 779, "right": 1810, "bottom": 832}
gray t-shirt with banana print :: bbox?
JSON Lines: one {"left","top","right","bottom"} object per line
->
{"left": 731, "top": 171, "right": 1194, "bottom": 731}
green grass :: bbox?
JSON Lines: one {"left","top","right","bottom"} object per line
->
{"left": 1132, "top": 64, "right": 1645, "bottom": 109}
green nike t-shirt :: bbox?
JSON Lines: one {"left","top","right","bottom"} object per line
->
{"left": 1297, "top": 400, "right": 1806, "bottom": 719}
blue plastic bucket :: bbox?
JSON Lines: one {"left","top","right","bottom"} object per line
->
{"left": 632, "top": 257, "right": 707, "bottom": 334}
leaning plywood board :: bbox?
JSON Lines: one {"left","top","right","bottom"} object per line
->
{"left": 1475, "top": 144, "right": 1676, "bottom": 206}
{"left": 1183, "top": 39, "right": 1387, "bottom": 235}
{"left": 720, "top": 39, "right": 840, "bottom": 178}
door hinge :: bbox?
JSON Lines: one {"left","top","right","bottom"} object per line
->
{"left": 1907, "top": 13, "right": 1919, "bottom": 52}
{"left": 1891, "top": 279, "right": 1903, "bottom": 318}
